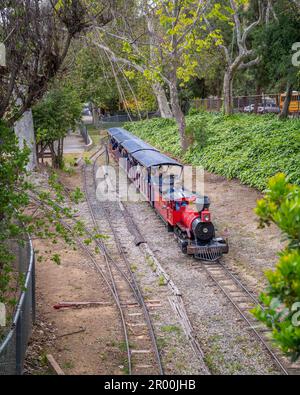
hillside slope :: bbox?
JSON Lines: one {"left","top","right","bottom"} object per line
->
{"left": 125, "top": 113, "right": 300, "bottom": 190}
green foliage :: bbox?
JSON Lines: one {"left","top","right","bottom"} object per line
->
{"left": 33, "top": 86, "right": 82, "bottom": 144}
{"left": 0, "top": 121, "right": 30, "bottom": 304}
{"left": 253, "top": 174, "right": 300, "bottom": 361}
{"left": 130, "top": 74, "right": 157, "bottom": 114}
{"left": 125, "top": 117, "right": 181, "bottom": 156}
{"left": 125, "top": 113, "right": 300, "bottom": 190}
{"left": 0, "top": 120, "right": 100, "bottom": 314}
{"left": 67, "top": 45, "right": 120, "bottom": 110}
{"left": 253, "top": 0, "right": 300, "bottom": 87}
{"left": 64, "top": 45, "right": 157, "bottom": 114}
{"left": 155, "top": 0, "right": 214, "bottom": 85}
{"left": 33, "top": 85, "right": 82, "bottom": 168}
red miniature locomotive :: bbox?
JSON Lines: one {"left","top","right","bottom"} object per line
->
{"left": 107, "top": 128, "right": 228, "bottom": 262}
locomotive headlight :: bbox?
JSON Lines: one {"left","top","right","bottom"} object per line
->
{"left": 201, "top": 210, "right": 211, "bottom": 223}
{"left": 203, "top": 227, "right": 209, "bottom": 234}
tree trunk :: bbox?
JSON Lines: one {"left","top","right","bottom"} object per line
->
{"left": 279, "top": 82, "right": 293, "bottom": 119}
{"left": 91, "top": 104, "right": 99, "bottom": 127}
{"left": 152, "top": 82, "right": 173, "bottom": 118}
{"left": 49, "top": 143, "right": 57, "bottom": 168}
{"left": 51, "top": 138, "right": 64, "bottom": 169}
{"left": 146, "top": 14, "right": 173, "bottom": 119}
{"left": 169, "top": 78, "right": 188, "bottom": 152}
{"left": 223, "top": 70, "right": 234, "bottom": 115}
{"left": 254, "top": 85, "right": 261, "bottom": 114}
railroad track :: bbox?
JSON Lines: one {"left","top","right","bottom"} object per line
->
{"left": 87, "top": 141, "right": 298, "bottom": 375}
{"left": 82, "top": 152, "right": 164, "bottom": 375}
{"left": 92, "top": 144, "right": 210, "bottom": 374}
{"left": 194, "top": 260, "right": 300, "bottom": 375}
{"left": 29, "top": 152, "right": 209, "bottom": 374}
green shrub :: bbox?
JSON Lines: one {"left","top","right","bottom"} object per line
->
{"left": 125, "top": 113, "right": 300, "bottom": 190}
{"left": 253, "top": 174, "right": 300, "bottom": 361}
{"left": 33, "top": 86, "right": 82, "bottom": 168}
{"left": 0, "top": 120, "right": 99, "bottom": 313}
{"left": 0, "top": 121, "right": 30, "bottom": 306}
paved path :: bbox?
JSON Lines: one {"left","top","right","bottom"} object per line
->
{"left": 64, "top": 132, "right": 87, "bottom": 154}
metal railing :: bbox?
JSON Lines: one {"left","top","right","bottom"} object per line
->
{"left": 99, "top": 111, "right": 158, "bottom": 124}
{"left": 100, "top": 114, "right": 135, "bottom": 123}
{"left": 79, "top": 123, "right": 90, "bottom": 145}
{"left": 191, "top": 94, "right": 300, "bottom": 116}
{"left": 0, "top": 235, "right": 35, "bottom": 375}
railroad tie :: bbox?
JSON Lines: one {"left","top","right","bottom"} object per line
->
{"left": 131, "top": 349, "right": 152, "bottom": 354}
{"left": 135, "top": 365, "right": 154, "bottom": 369}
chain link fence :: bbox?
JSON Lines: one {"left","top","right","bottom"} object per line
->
{"left": 97, "top": 111, "right": 159, "bottom": 129}
{"left": 0, "top": 235, "right": 35, "bottom": 375}
{"left": 191, "top": 93, "right": 300, "bottom": 116}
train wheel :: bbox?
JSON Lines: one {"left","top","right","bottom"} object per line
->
{"left": 181, "top": 244, "right": 187, "bottom": 254}
{"left": 177, "top": 238, "right": 187, "bottom": 254}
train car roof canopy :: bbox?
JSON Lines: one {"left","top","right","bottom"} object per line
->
{"left": 108, "top": 127, "right": 133, "bottom": 143}
{"left": 131, "top": 149, "right": 182, "bottom": 168}
{"left": 108, "top": 127, "right": 182, "bottom": 167}
{"left": 108, "top": 127, "right": 132, "bottom": 137}
{"left": 121, "top": 138, "right": 159, "bottom": 154}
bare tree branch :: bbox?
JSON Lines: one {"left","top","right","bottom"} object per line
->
{"left": 0, "top": 0, "right": 111, "bottom": 124}
{"left": 238, "top": 56, "right": 260, "bottom": 70}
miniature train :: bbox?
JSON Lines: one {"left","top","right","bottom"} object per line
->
{"left": 107, "top": 127, "right": 228, "bottom": 262}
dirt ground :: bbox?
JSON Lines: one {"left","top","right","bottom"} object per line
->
{"left": 25, "top": 154, "right": 285, "bottom": 375}
{"left": 25, "top": 169, "right": 126, "bottom": 375}
{"left": 204, "top": 171, "right": 283, "bottom": 292}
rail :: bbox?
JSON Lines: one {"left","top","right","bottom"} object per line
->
{"left": 78, "top": 123, "right": 91, "bottom": 146}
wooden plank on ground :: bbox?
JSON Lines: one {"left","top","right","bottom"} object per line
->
{"left": 46, "top": 354, "right": 65, "bottom": 376}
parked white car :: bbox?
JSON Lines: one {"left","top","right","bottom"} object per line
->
{"left": 243, "top": 104, "right": 255, "bottom": 113}
{"left": 258, "top": 103, "right": 280, "bottom": 114}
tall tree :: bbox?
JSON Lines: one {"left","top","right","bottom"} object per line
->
{"left": 33, "top": 85, "right": 82, "bottom": 168}
{"left": 205, "top": 0, "right": 264, "bottom": 114}
{"left": 87, "top": 0, "right": 173, "bottom": 119}
{"left": 90, "top": 0, "right": 212, "bottom": 151}
{"left": 254, "top": 0, "right": 300, "bottom": 118}
{"left": 0, "top": 0, "right": 110, "bottom": 125}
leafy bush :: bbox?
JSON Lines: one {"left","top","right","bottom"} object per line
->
{"left": 125, "top": 117, "right": 182, "bottom": 156}
{"left": 0, "top": 120, "right": 95, "bottom": 319}
{"left": 253, "top": 174, "right": 300, "bottom": 361}
{"left": 0, "top": 121, "right": 30, "bottom": 306}
{"left": 33, "top": 86, "right": 82, "bottom": 168}
{"left": 125, "top": 113, "right": 300, "bottom": 190}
